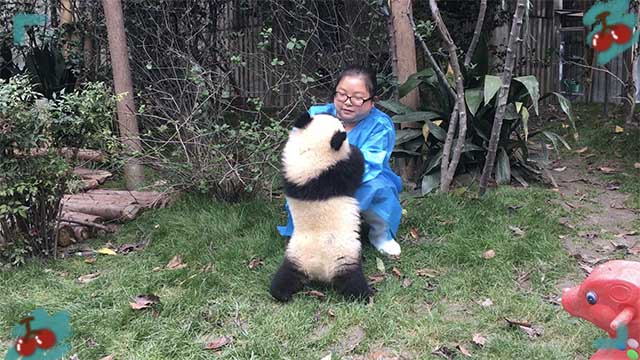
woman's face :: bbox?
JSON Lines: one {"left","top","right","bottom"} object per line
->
{"left": 333, "top": 75, "right": 374, "bottom": 124}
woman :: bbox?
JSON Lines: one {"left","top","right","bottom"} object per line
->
{"left": 277, "top": 65, "right": 403, "bottom": 256}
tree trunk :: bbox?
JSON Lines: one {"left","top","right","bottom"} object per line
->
{"left": 478, "top": 0, "right": 526, "bottom": 196}
{"left": 626, "top": 3, "right": 640, "bottom": 127}
{"left": 102, "top": 0, "right": 145, "bottom": 190}
{"left": 390, "top": 0, "right": 420, "bottom": 183}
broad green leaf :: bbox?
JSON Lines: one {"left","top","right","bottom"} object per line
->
{"left": 377, "top": 100, "right": 415, "bottom": 115}
{"left": 398, "top": 68, "right": 436, "bottom": 99}
{"left": 465, "top": 88, "right": 483, "bottom": 116}
{"left": 484, "top": 75, "right": 502, "bottom": 104}
{"left": 421, "top": 170, "right": 441, "bottom": 195}
{"left": 541, "top": 92, "right": 578, "bottom": 139}
{"left": 424, "top": 149, "right": 444, "bottom": 174}
{"left": 521, "top": 106, "right": 529, "bottom": 141}
{"left": 513, "top": 76, "right": 539, "bottom": 115}
{"left": 515, "top": 102, "right": 523, "bottom": 112}
{"left": 392, "top": 111, "right": 441, "bottom": 124}
{"left": 423, "top": 120, "right": 447, "bottom": 142}
{"left": 504, "top": 103, "right": 520, "bottom": 120}
{"left": 395, "top": 129, "right": 422, "bottom": 145}
{"left": 496, "top": 148, "right": 511, "bottom": 185}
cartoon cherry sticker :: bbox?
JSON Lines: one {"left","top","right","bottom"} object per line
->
{"left": 611, "top": 23, "right": 633, "bottom": 44}
{"left": 592, "top": 11, "right": 634, "bottom": 52}
{"left": 34, "top": 328, "right": 57, "bottom": 349}
{"left": 14, "top": 316, "right": 57, "bottom": 357}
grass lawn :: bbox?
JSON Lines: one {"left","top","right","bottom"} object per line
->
{"left": 1, "top": 104, "right": 637, "bottom": 359}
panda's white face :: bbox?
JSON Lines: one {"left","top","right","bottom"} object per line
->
{"left": 282, "top": 114, "right": 351, "bottom": 186}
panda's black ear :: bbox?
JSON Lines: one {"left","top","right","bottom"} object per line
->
{"left": 294, "top": 112, "right": 312, "bottom": 129}
{"left": 330, "top": 131, "right": 347, "bottom": 151}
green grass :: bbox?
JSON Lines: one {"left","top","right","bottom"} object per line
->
{"left": 0, "top": 188, "right": 598, "bottom": 359}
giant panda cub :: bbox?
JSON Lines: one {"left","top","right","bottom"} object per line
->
{"left": 270, "top": 112, "right": 373, "bottom": 302}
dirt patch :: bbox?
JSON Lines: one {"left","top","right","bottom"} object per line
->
{"left": 549, "top": 154, "right": 640, "bottom": 291}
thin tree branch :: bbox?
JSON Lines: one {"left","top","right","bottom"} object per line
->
{"left": 407, "top": 10, "right": 456, "bottom": 99}
{"left": 429, "top": 0, "right": 468, "bottom": 193}
{"left": 464, "top": 0, "right": 488, "bottom": 68}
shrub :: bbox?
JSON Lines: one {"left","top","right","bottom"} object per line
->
{"left": 0, "top": 76, "right": 117, "bottom": 265}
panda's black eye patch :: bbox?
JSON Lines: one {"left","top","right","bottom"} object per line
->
{"left": 294, "top": 112, "right": 312, "bottom": 129}
{"left": 330, "top": 131, "right": 347, "bottom": 151}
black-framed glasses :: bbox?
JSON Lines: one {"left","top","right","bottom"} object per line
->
{"left": 334, "top": 92, "right": 373, "bottom": 106}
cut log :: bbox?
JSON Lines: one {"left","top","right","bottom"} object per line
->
{"left": 67, "top": 223, "right": 91, "bottom": 241}
{"left": 61, "top": 211, "right": 104, "bottom": 224}
{"left": 84, "top": 190, "right": 170, "bottom": 208}
{"left": 57, "top": 224, "right": 75, "bottom": 247}
{"left": 62, "top": 201, "right": 141, "bottom": 221}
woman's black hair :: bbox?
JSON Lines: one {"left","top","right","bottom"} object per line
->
{"left": 335, "top": 65, "right": 377, "bottom": 97}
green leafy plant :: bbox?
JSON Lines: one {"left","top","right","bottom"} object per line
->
{"left": 386, "top": 66, "right": 576, "bottom": 194}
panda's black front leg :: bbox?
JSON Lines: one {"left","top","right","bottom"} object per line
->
{"left": 270, "top": 257, "right": 306, "bottom": 302}
{"left": 333, "top": 264, "right": 373, "bottom": 301}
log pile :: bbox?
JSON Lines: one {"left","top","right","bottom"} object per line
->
{"left": 73, "top": 167, "right": 113, "bottom": 190}
{"left": 57, "top": 173, "right": 173, "bottom": 247}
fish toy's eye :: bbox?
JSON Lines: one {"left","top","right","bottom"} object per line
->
{"left": 586, "top": 291, "right": 598, "bottom": 305}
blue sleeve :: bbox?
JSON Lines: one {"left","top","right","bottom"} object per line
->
{"left": 359, "top": 123, "right": 393, "bottom": 183}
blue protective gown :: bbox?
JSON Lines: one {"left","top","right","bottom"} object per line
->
{"left": 276, "top": 104, "right": 403, "bottom": 240}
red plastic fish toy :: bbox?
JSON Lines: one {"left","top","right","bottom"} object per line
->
{"left": 562, "top": 260, "right": 640, "bottom": 359}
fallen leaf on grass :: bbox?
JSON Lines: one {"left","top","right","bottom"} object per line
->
{"left": 333, "top": 326, "right": 365, "bottom": 355}
{"left": 606, "top": 182, "right": 621, "bottom": 191}
{"left": 416, "top": 268, "right": 439, "bottom": 277}
{"left": 129, "top": 294, "right": 160, "bottom": 310}
{"left": 457, "top": 343, "right": 472, "bottom": 357}
{"left": 616, "top": 231, "right": 639, "bottom": 238}
{"left": 391, "top": 267, "right": 402, "bottom": 278}
{"left": 368, "top": 274, "right": 386, "bottom": 285}
{"left": 576, "top": 147, "right": 589, "bottom": 154}
{"left": 84, "top": 257, "right": 96, "bottom": 264}
{"left": 509, "top": 225, "right": 525, "bottom": 237}
{"left": 248, "top": 257, "right": 264, "bottom": 269}
{"left": 402, "top": 278, "right": 413, "bottom": 288}
{"left": 431, "top": 345, "right": 455, "bottom": 359}
{"left": 96, "top": 247, "right": 117, "bottom": 256}
{"left": 635, "top": 162, "right": 640, "bottom": 169}
{"left": 302, "top": 290, "right": 326, "bottom": 300}
{"left": 410, "top": 227, "right": 420, "bottom": 239}
{"left": 201, "top": 262, "right": 215, "bottom": 272}
{"left": 599, "top": 166, "right": 617, "bottom": 174}
{"left": 472, "top": 333, "right": 487, "bottom": 347}
{"left": 320, "top": 354, "right": 332, "bottom": 360}
{"left": 482, "top": 250, "right": 496, "bottom": 259}
{"left": 615, "top": 125, "right": 625, "bottom": 133}
{"left": 479, "top": 298, "right": 493, "bottom": 307}
{"left": 327, "top": 309, "right": 336, "bottom": 317}
{"left": 505, "top": 318, "right": 544, "bottom": 339}
{"left": 118, "top": 240, "right": 147, "bottom": 254}
{"left": 552, "top": 166, "right": 567, "bottom": 172}
{"left": 376, "top": 257, "right": 385, "bottom": 273}
{"left": 204, "top": 336, "right": 233, "bottom": 351}
{"left": 166, "top": 255, "right": 187, "bottom": 270}
{"left": 76, "top": 272, "right": 100, "bottom": 284}
{"left": 99, "top": 356, "right": 114, "bottom": 360}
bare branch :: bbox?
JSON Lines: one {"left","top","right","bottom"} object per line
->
{"left": 428, "top": 0, "right": 468, "bottom": 193}
{"left": 464, "top": 0, "right": 488, "bottom": 68}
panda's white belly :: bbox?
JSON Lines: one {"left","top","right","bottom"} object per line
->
{"left": 286, "top": 196, "right": 361, "bottom": 282}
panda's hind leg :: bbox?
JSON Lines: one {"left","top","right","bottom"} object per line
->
{"left": 333, "top": 264, "right": 373, "bottom": 301}
{"left": 270, "top": 257, "right": 306, "bottom": 302}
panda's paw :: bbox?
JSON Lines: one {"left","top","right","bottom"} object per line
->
{"left": 334, "top": 268, "right": 373, "bottom": 301}
{"left": 269, "top": 287, "right": 294, "bottom": 302}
